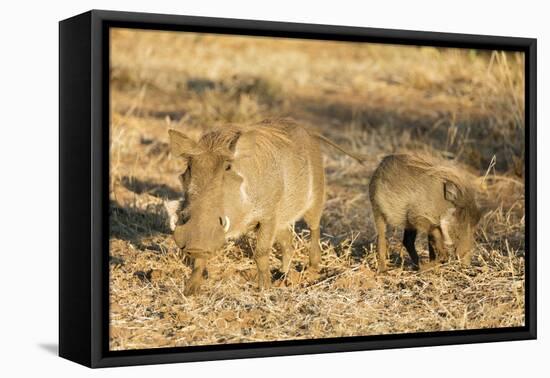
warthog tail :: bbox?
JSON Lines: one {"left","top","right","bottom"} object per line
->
{"left": 315, "top": 133, "right": 365, "bottom": 165}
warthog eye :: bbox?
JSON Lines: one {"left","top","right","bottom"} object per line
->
{"left": 218, "top": 217, "right": 223, "bottom": 226}
{"left": 178, "top": 213, "right": 190, "bottom": 226}
{"left": 224, "top": 162, "right": 232, "bottom": 171}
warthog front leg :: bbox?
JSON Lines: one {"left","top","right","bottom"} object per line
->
{"left": 429, "top": 227, "right": 448, "bottom": 263}
{"left": 255, "top": 221, "right": 276, "bottom": 290}
{"left": 403, "top": 228, "right": 419, "bottom": 269}
{"left": 428, "top": 234, "right": 437, "bottom": 261}
{"left": 184, "top": 257, "right": 207, "bottom": 296}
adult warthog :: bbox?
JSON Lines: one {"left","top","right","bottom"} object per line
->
{"left": 169, "top": 119, "right": 363, "bottom": 295}
{"left": 369, "top": 154, "right": 482, "bottom": 272}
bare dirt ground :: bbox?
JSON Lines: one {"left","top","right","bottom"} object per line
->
{"left": 109, "top": 28, "right": 525, "bottom": 350}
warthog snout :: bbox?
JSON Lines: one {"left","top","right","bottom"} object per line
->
{"left": 173, "top": 212, "right": 228, "bottom": 255}
{"left": 445, "top": 217, "right": 477, "bottom": 265}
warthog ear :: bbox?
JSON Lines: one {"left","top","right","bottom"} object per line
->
{"left": 228, "top": 131, "right": 241, "bottom": 153}
{"left": 444, "top": 181, "right": 461, "bottom": 205}
{"left": 169, "top": 129, "right": 202, "bottom": 157}
{"left": 231, "top": 132, "right": 256, "bottom": 159}
{"left": 218, "top": 131, "right": 242, "bottom": 158}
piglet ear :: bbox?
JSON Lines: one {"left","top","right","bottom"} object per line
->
{"left": 168, "top": 129, "right": 202, "bottom": 157}
{"left": 444, "top": 182, "right": 460, "bottom": 204}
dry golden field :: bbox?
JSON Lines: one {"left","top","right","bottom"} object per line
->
{"left": 109, "top": 28, "right": 525, "bottom": 351}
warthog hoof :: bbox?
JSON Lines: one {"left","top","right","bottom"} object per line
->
{"left": 257, "top": 272, "right": 272, "bottom": 290}
{"left": 419, "top": 261, "right": 438, "bottom": 272}
{"left": 308, "top": 265, "right": 320, "bottom": 275}
{"left": 460, "top": 254, "right": 472, "bottom": 266}
{"left": 184, "top": 278, "right": 202, "bottom": 296}
{"left": 377, "top": 264, "right": 388, "bottom": 274}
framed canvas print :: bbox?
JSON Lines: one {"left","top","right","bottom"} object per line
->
{"left": 59, "top": 10, "right": 537, "bottom": 368}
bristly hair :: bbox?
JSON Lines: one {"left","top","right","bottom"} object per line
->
{"left": 391, "top": 153, "right": 473, "bottom": 193}
{"left": 197, "top": 126, "right": 241, "bottom": 154}
{"left": 197, "top": 119, "right": 294, "bottom": 156}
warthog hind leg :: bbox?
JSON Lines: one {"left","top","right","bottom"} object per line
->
{"left": 373, "top": 211, "right": 388, "bottom": 273}
{"left": 304, "top": 211, "right": 323, "bottom": 271}
{"left": 255, "top": 220, "right": 276, "bottom": 290}
{"left": 277, "top": 227, "right": 294, "bottom": 274}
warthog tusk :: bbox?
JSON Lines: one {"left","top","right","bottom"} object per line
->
{"left": 223, "top": 216, "right": 230, "bottom": 232}
{"left": 164, "top": 200, "right": 180, "bottom": 232}
{"left": 440, "top": 219, "right": 454, "bottom": 246}
{"left": 440, "top": 207, "right": 456, "bottom": 246}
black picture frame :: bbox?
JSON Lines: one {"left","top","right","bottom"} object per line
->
{"left": 59, "top": 9, "right": 537, "bottom": 368}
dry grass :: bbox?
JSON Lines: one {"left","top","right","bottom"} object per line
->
{"left": 108, "top": 28, "right": 525, "bottom": 350}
